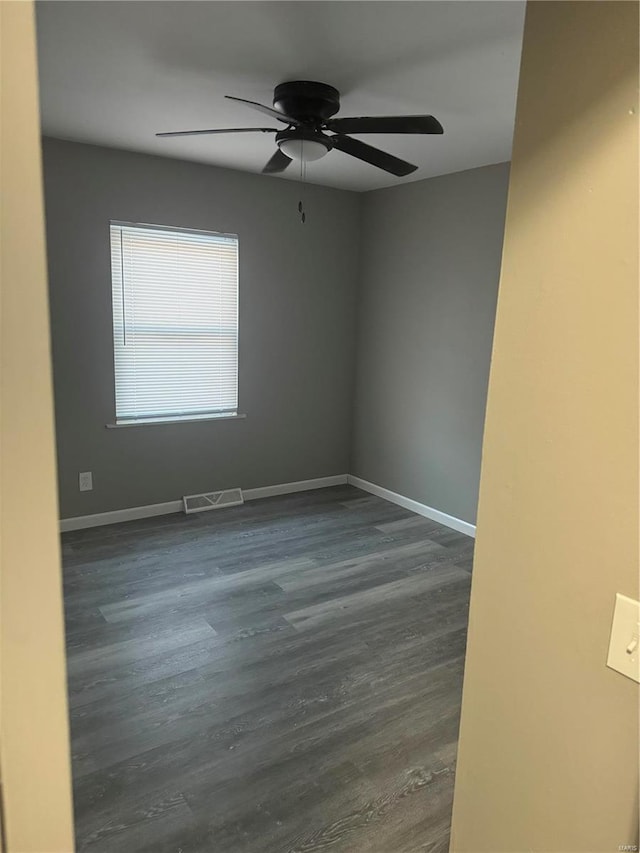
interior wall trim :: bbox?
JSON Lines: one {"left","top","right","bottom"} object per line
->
{"left": 59, "top": 473, "right": 476, "bottom": 537}
{"left": 59, "top": 475, "right": 349, "bottom": 532}
{"left": 347, "top": 474, "right": 477, "bottom": 538}
{"left": 243, "top": 474, "right": 348, "bottom": 501}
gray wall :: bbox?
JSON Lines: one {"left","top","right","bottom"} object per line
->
{"left": 351, "top": 163, "right": 510, "bottom": 524}
{"left": 42, "top": 138, "right": 360, "bottom": 518}
{"left": 43, "top": 140, "right": 508, "bottom": 523}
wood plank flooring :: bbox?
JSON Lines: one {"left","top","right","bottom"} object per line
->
{"left": 62, "top": 485, "right": 474, "bottom": 853}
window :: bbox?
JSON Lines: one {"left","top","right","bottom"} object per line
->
{"left": 110, "top": 222, "right": 239, "bottom": 425}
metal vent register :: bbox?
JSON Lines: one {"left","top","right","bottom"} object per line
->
{"left": 183, "top": 488, "right": 244, "bottom": 514}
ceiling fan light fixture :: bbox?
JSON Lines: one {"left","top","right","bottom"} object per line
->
{"left": 157, "top": 81, "right": 442, "bottom": 178}
{"left": 278, "top": 137, "right": 329, "bottom": 162}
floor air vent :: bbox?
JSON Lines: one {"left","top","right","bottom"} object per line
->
{"left": 183, "top": 488, "right": 244, "bottom": 514}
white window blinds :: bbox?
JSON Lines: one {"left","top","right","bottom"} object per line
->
{"left": 110, "top": 222, "right": 239, "bottom": 424}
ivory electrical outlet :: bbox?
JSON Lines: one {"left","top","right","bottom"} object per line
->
{"left": 79, "top": 471, "right": 93, "bottom": 492}
{"left": 607, "top": 593, "right": 640, "bottom": 683}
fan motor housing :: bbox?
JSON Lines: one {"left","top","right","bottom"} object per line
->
{"left": 273, "top": 81, "right": 340, "bottom": 123}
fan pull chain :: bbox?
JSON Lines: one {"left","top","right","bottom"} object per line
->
{"left": 298, "top": 141, "right": 307, "bottom": 224}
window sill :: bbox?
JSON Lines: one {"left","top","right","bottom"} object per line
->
{"left": 106, "top": 413, "right": 246, "bottom": 428}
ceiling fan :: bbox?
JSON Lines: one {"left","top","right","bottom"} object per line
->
{"left": 156, "top": 80, "right": 443, "bottom": 177}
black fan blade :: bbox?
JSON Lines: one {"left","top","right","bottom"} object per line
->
{"left": 262, "top": 149, "right": 293, "bottom": 174}
{"left": 325, "top": 115, "right": 443, "bottom": 135}
{"left": 225, "top": 95, "right": 301, "bottom": 127}
{"left": 330, "top": 135, "right": 417, "bottom": 177}
{"left": 156, "top": 127, "right": 277, "bottom": 138}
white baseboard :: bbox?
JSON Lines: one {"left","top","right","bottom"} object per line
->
{"left": 60, "top": 473, "right": 475, "bottom": 538}
{"left": 243, "top": 474, "right": 348, "bottom": 501}
{"left": 59, "top": 500, "right": 183, "bottom": 532}
{"left": 59, "top": 475, "right": 349, "bottom": 532}
{"left": 347, "top": 475, "right": 476, "bottom": 538}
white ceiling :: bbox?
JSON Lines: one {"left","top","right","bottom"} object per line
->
{"left": 35, "top": 1, "right": 525, "bottom": 192}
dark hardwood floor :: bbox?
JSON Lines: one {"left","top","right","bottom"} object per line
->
{"left": 62, "top": 485, "right": 474, "bottom": 853}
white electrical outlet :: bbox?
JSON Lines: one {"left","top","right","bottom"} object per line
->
{"left": 607, "top": 593, "right": 640, "bottom": 683}
{"left": 79, "top": 471, "right": 93, "bottom": 492}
